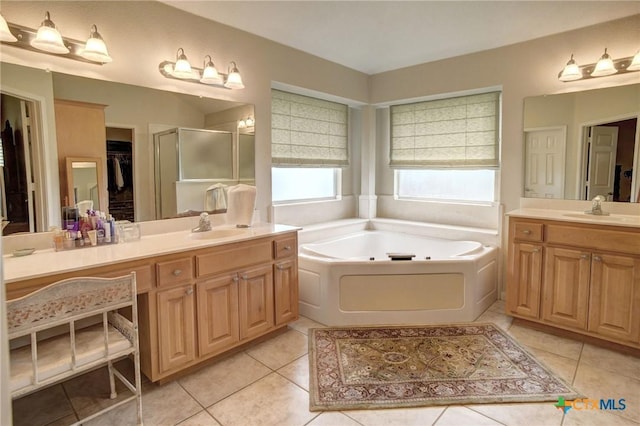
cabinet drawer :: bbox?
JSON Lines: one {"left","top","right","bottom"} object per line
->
{"left": 157, "top": 257, "right": 193, "bottom": 287}
{"left": 547, "top": 224, "right": 640, "bottom": 255}
{"left": 274, "top": 237, "right": 296, "bottom": 259}
{"left": 99, "top": 264, "right": 153, "bottom": 293}
{"left": 513, "top": 221, "right": 544, "bottom": 242}
{"left": 196, "top": 240, "right": 272, "bottom": 277}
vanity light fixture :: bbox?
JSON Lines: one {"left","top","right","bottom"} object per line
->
{"left": 558, "top": 48, "right": 640, "bottom": 82}
{"left": 0, "top": 13, "right": 17, "bottom": 42}
{"left": 200, "top": 55, "right": 223, "bottom": 85}
{"left": 238, "top": 116, "right": 254, "bottom": 129}
{"left": 0, "top": 11, "right": 112, "bottom": 64}
{"left": 628, "top": 50, "right": 640, "bottom": 71}
{"left": 159, "top": 50, "right": 245, "bottom": 89}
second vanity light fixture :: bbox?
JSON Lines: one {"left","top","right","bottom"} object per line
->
{"left": 558, "top": 48, "right": 640, "bottom": 82}
{"left": 159, "top": 48, "right": 245, "bottom": 89}
{"left": 0, "top": 11, "right": 112, "bottom": 64}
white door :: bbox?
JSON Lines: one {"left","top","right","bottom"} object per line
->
{"left": 524, "top": 128, "right": 566, "bottom": 198}
{"left": 587, "top": 126, "right": 618, "bottom": 200}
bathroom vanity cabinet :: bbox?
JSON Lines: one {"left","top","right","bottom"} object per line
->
{"left": 4, "top": 229, "right": 299, "bottom": 382}
{"left": 507, "top": 217, "right": 640, "bottom": 348}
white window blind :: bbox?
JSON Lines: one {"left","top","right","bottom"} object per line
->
{"left": 390, "top": 91, "right": 500, "bottom": 168}
{"left": 271, "top": 89, "right": 348, "bottom": 167}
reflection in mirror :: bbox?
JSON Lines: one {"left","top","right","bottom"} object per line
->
{"left": 66, "top": 157, "right": 104, "bottom": 214}
{"left": 0, "top": 61, "right": 255, "bottom": 232}
{"left": 523, "top": 84, "right": 640, "bottom": 202}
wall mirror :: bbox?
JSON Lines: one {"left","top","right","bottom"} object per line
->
{"left": 66, "top": 157, "right": 105, "bottom": 213}
{"left": 0, "top": 61, "right": 255, "bottom": 233}
{"left": 523, "top": 83, "right": 639, "bottom": 202}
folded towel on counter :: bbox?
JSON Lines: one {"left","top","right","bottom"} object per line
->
{"left": 204, "top": 183, "right": 228, "bottom": 211}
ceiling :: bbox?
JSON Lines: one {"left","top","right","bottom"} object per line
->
{"left": 161, "top": 1, "right": 640, "bottom": 74}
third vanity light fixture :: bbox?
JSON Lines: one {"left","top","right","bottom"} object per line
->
{"left": 0, "top": 11, "right": 112, "bottom": 64}
{"left": 159, "top": 48, "right": 245, "bottom": 89}
{"left": 558, "top": 48, "right": 640, "bottom": 82}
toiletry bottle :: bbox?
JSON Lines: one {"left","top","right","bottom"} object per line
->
{"left": 104, "top": 215, "right": 112, "bottom": 243}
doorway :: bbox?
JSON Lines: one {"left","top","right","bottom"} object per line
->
{"left": 106, "top": 127, "right": 135, "bottom": 222}
{"left": 581, "top": 118, "right": 638, "bottom": 202}
{"left": 0, "top": 93, "right": 42, "bottom": 235}
{"left": 524, "top": 126, "right": 566, "bottom": 199}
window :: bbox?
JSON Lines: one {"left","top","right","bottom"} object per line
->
{"left": 390, "top": 90, "right": 500, "bottom": 202}
{"left": 396, "top": 169, "right": 495, "bottom": 202}
{"left": 271, "top": 89, "right": 348, "bottom": 203}
{"left": 272, "top": 167, "right": 340, "bottom": 203}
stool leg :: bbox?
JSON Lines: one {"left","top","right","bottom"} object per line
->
{"left": 107, "top": 361, "right": 117, "bottom": 399}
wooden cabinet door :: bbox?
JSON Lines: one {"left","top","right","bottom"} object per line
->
{"left": 157, "top": 284, "right": 196, "bottom": 374}
{"left": 239, "top": 264, "right": 274, "bottom": 340}
{"left": 542, "top": 246, "right": 591, "bottom": 330}
{"left": 274, "top": 259, "right": 299, "bottom": 326}
{"left": 588, "top": 253, "right": 640, "bottom": 343}
{"left": 197, "top": 274, "right": 240, "bottom": 356}
{"left": 506, "top": 242, "right": 543, "bottom": 318}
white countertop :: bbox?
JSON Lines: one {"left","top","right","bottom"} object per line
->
{"left": 3, "top": 223, "right": 299, "bottom": 284}
{"left": 506, "top": 208, "right": 640, "bottom": 228}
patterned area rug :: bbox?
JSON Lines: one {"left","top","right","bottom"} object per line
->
{"left": 308, "top": 323, "right": 581, "bottom": 411}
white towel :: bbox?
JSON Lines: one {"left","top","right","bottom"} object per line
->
{"left": 113, "top": 158, "right": 124, "bottom": 190}
{"left": 226, "top": 184, "right": 256, "bottom": 227}
{"left": 204, "top": 183, "right": 227, "bottom": 211}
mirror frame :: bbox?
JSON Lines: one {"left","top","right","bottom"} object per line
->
{"left": 65, "top": 156, "right": 106, "bottom": 214}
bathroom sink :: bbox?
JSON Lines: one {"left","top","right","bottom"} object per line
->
{"left": 188, "top": 228, "right": 248, "bottom": 240}
{"left": 562, "top": 213, "right": 628, "bottom": 222}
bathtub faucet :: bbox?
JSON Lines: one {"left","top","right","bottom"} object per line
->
{"left": 192, "top": 212, "right": 212, "bottom": 232}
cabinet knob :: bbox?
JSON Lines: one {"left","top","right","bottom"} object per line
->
{"left": 185, "top": 287, "right": 193, "bottom": 296}
{"left": 532, "top": 248, "right": 540, "bottom": 253}
{"left": 241, "top": 274, "right": 249, "bottom": 280}
{"left": 593, "top": 256, "right": 602, "bottom": 262}
{"left": 581, "top": 254, "right": 590, "bottom": 260}
{"left": 283, "top": 245, "right": 292, "bottom": 251}
{"left": 277, "top": 264, "right": 285, "bottom": 270}
{"left": 173, "top": 269, "right": 182, "bottom": 276}
{"left": 232, "top": 275, "right": 239, "bottom": 282}
{"left": 522, "top": 230, "right": 531, "bottom": 235}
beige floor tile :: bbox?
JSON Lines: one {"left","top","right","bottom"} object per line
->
{"left": 469, "top": 402, "right": 564, "bottom": 426}
{"left": 435, "top": 406, "right": 502, "bottom": 425}
{"left": 63, "top": 365, "right": 137, "bottom": 419}
{"left": 176, "top": 410, "right": 222, "bottom": 426}
{"left": 562, "top": 407, "right": 640, "bottom": 426}
{"left": 488, "top": 299, "right": 506, "bottom": 314}
{"left": 524, "top": 346, "right": 579, "bottom": 384}
{"left": 86, "top": 381, "right": 201, "bottom": 426}
{"left": 12, "top": 384, "right": 76, "bottom": 426}
{"left": 179, "top": 351, "right": 270, "bottom": 407}
{"left": 246, "top": 328, "right": 309, "bottom": 369}
{"left": 580, "top": 344, "right": 640, "bottom": 380}
{"left": 278, "top": 354, "right": 310, "bottom": 390}
{"left": 307, "top": 411, "right": 361, "bottom": 426}
{"left": 208, "top": 372, "right": 315, "bottom": 426}
{"left": 474, "top": 309, "right": 513, "bottom": 331}
{"left": 345, "top": 406, "right": 445, "bottom": 426}
{"left": 573, "top": 362, "right": 640, "bottom": 423}
{"left": 289, "top": 316, "right": 327, "bottom": 335}
{"left": 507, "top": 323, "right": 583, "bottom": 360}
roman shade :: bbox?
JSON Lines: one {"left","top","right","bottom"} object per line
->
{"left": 390, "top": 91, "right": 500, "bottom": 168}
{"left": 271, "top": 89, "right": 348, "bottom": 167}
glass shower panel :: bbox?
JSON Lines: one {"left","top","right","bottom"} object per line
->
{"left": 179, "top": 128, "right": 233, "bottom": 180}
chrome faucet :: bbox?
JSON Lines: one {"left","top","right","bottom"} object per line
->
{"left": 192, "top": 212, "right": 212, "bottom": 232}
{"left": 587, "top": 195, "right": 609, "bottom": 216}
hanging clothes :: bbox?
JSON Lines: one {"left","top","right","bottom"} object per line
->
{"left": 113, "top": 157, "right": 124, "bottom": 190}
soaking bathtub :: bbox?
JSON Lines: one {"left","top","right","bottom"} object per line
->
{"left": 298, "top": 229, "right": 498, "bottom": 326}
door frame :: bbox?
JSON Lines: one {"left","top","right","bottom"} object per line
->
{"left": 0, "top": 88, "right": 49, "bottom": 232}
{"left": 578, "top": 113, "right": 640, "bottom": 202}
{"left": 523, "top": 125, "right": 567, "bottom": 199}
